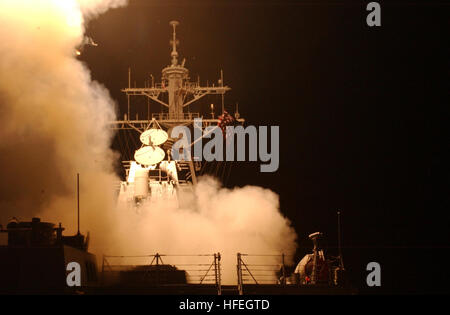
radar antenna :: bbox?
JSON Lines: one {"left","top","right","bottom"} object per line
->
{"left": 169, "top": 20, "right": 180, "bottom": 66}
{"left": 119, "top": 20, "right": 235, "bottom": 122}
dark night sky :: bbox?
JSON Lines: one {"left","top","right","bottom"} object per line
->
{"left": 81, "top": 0, "right": 449, "bottom": 293}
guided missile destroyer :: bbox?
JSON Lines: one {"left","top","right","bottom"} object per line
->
{"left": 0, "top": 21, "right": 353, "bottom": 295}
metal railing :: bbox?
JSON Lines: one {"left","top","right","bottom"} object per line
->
{"left": 152, "top": 112, "right": 200, "bottom": 121}
{"left": 236, "top": 253, "right": 292, "bottom": 295}
{"left": 101, "top": 252, "right": 222, "bottom": 294}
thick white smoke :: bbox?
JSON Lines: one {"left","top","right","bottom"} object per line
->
{"left": 114, "top": 176, "right": 297, "bottom": 284}
{"left": 0, "top": 0, "right": 127, "bottom": 254}
{"left": 0, "top": 0, "right": 297, "bottom": 285}
{"left": 78, "top": 0, "right": 129, "bottom": 19}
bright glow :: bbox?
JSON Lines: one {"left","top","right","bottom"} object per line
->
{"left": 54, "top": 0, "right": 83, "bottom": 28}
{"left": 0, "top": 1, "right": 297, "bottom": 285}
{"left": 0, "top": 0, "right": 127, "bottom": 256}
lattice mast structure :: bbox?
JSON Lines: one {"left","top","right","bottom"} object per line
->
{"left": 112, "top": 20, "right": 242, "bottom": 132}
{"left": 111, "top": 21, "right": 243, "bottom": 204}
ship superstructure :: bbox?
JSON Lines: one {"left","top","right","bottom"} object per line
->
{"left": 110, "top": 21, "right": 244, "bottom": 206}
{"left": 0, "top": 217, "right": 98, "bottom": 293}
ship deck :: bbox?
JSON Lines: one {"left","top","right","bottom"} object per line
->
{"left": 83, "top": 284, "right": 357, "bottom": 295}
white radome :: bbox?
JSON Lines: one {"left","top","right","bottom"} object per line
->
{"left": 140, "top": 129, "right": 168, "bottom": 146}
{"left": 134, "top": 146, "right": 165, "bottom": 165}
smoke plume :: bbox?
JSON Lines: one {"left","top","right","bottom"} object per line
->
{"left": 0, "top": 0, "right": 127, "bottom": 254}
{"left": 0, "top": 0, "right": 297, "bottom": 284}
{"left": 114, "top": 176, "right": 297, "bottom": 283}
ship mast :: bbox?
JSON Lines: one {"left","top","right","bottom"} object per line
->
{"left": 113, "top": 20, "right": 240, "bottom": 131}
{"left": 110, "top": 21, "right": 245, "bottom": 187}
